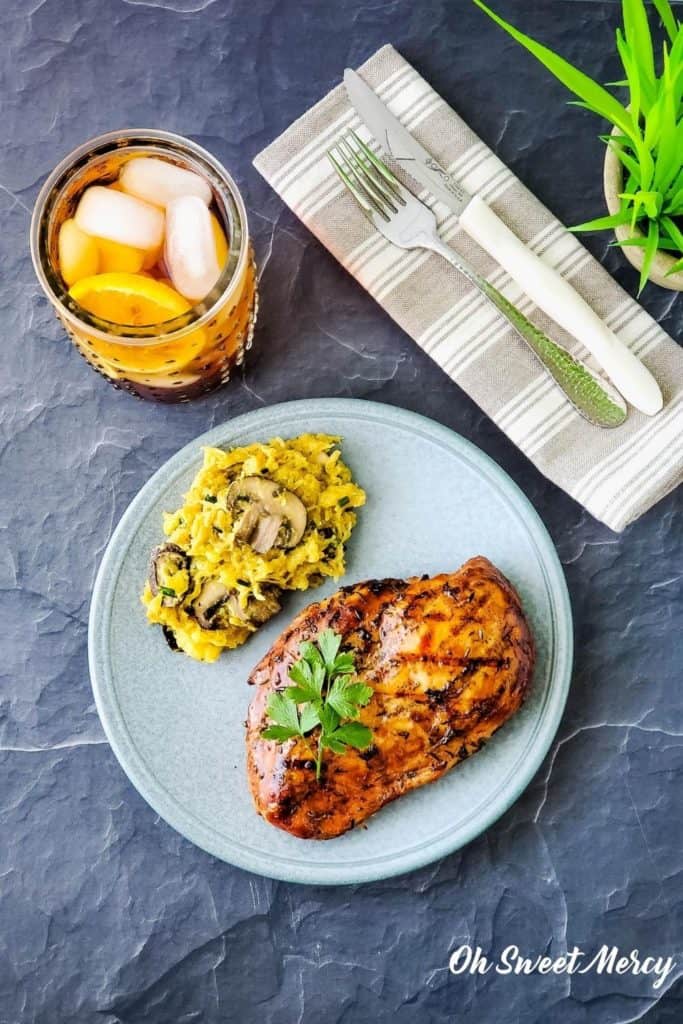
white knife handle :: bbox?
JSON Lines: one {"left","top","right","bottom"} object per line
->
{"left": 458, "top": 195, "right": 663, "bottom": 415}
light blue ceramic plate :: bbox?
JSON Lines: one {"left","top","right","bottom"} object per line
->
{"left": 89, "top": 398, "right": 572, "bottom": 884}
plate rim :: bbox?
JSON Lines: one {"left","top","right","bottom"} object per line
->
{"left": 88, "top": 397, "right": 573, "bottom": 885}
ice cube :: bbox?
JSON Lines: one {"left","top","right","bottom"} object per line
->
{"left": 119, "top": 157, "right": 212, "bottom": 209}
{"left": 75, "top": 186, "right": 164, "bottom": 252}
{"left": 164, "top": 195, "right": 222, "bottom": 302}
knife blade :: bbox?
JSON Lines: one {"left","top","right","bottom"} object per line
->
{"left": 344, "top": 68, "right": 472, "bottom": 214}
{"left": 343, "top": 68, "right": 663, "bottom": 417}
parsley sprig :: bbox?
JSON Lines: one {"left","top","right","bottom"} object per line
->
{"left": 261, "top": 629, "right": 373, "bottom": 781}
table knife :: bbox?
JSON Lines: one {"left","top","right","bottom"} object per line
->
{"left": 344, "top": 68, "right": 663, "bottom": 417}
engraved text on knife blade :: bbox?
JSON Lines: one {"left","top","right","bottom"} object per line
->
{"left": 383, "top": 131, "right": 469, "bottom": 205}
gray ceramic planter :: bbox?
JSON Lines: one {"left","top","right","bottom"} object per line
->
{"left": 603, "top": 126, "right": 683, "bottom": 290}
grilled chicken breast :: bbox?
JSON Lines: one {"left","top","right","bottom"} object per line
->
{"left": 246, "top": 556, "right": 534, "bottom": 839}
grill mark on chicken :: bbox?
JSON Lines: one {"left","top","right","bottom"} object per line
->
{"left": 246, "top": 557, "right": 535, "bottom": 839}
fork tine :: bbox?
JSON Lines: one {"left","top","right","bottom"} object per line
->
{"left": 328, "top": 142, "right": 391, "bottom": 221}
{"left": 327, "top": 148, "right": 377, "bottom": 217}
{"left": 342, "top": 134, "right": 405, "bottom": 212}
{"left": 347, "top": 130, "right": 406, "bottom": 202}
{"left": 337, "top": 138, "right": 398, "bottom": 215}
{"left": 328, "top": 128, "right": 412, "bottom": 225}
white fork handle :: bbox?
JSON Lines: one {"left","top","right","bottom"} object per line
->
{"left": 458, "top": 195, "right": 663, "bottom": 416}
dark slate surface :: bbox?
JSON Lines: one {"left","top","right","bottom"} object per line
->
{"left": 1, "top": 0, "right": 681, "bottom": 1021}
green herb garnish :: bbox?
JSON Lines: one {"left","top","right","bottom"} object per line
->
{"left": 338, "top": 496, "right": 350, "bottom": 508}
{"left": 159, "top": 586, "right": 176, "bottom": 598}
{"left": 261, "top": 629, "right": 373, "bottom": 781}
{"left": 204, "top": 494, "right": 218, "bottom": 503}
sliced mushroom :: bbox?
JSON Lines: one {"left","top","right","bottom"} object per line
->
{"left": 226, "top": 586, "right": 282, "bottom": 625}
{"left": 191, "top": 578, "right": 229, "bottom": 629}
{"left": 191, "top": 577, "right": 282, "bottom": 631}
{"left": 148, "top": 543, "right": 190, "bottom": 607}
{"left": 227, "top": 477, "right": 307, "bottom": 554}
{"left": 162, "top": 626, "right": 180, "bottom": 652}
{"left": 233, "top": 503, "right": 261, "bottom": 545}
{"left": 249, "top": 515, "right": 283, "bottom": 554}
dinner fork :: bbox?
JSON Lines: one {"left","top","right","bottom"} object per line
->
{"left": 327, "top": 131, "right": 627, "bottom": 428}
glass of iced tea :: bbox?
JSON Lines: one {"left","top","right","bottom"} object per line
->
{"left": 30, "top": 129, "right": 258, "bottom": 402}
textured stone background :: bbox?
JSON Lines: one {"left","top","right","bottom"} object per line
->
{"left": 1, "top": 0, "right": 681, "bottom": 1021}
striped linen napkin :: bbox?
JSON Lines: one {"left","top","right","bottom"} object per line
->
{"left": 253, "top": 44, "right": 683, "bottom": 531}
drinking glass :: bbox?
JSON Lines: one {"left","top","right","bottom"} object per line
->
{"left": 31, "top": 129, "right": 258, "bottom": 402}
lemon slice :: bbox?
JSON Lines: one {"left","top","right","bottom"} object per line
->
{"left": 69, "top": 273, "right": 206, "bottom": 373}
{"left": 210, "top": 212, "right": 229, "bottom": 269}
{"left": 58, "top": 219, "right": 100, "bottom": 286}
{"left": 70, "top": 272, "right": 189, "bottom": 324}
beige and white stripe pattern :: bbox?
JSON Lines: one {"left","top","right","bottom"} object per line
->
{"left": 254, "top": 44, "right": 683, "bottom": 531}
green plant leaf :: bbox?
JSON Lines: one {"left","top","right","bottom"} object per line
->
{"left": 607, "top": 138, "right": 642, "bottom": 183}
{"left": 639, "top": 219, "right": 660, "bottom": 294}
{"left": 643, "top": 89, "right": 663, "bottom": 152}
{"left": 647, "top": 49, "right": 681, "bottom": 194}
{"left": 265, "top": 691, "right": 301, "bottom": 733}
{"left": 610, "top": 236, "right": 682, "bottom": 251}
{"left": 664, "top": 165, "right": 683, "bottom": 205}
{"left": 636, "top": 147, "right": 655, "bottom": 193}
{"left": 319, "top": 703, "right": 340, "bottom": 734}
{"left": 569, "top": 210, "right": 633, "bottom": 232}
{"left": 609, "top": 236, "right": 643, "bottom": 248}
{"left": 622, "top": 0, "right": 656, "bottom": 107}
{"left": 619, "top": 189, "right": 662, "bottom": 225}
{"left": 327, "top": 676, "right": 358, "bottom": 718}
{"left": 623, "top": 171, "right": 638, "bottom": 195}
{"left": 288, "top": 660, "right": 312, "bottom": 687}
{"left": 615, "top": 27, "right": 643, "bottom": 121}
{"left": 652, "top": 0, "right": 679, "bottom": 44}
{"left": 261, "top": 725, "right": 299, "bottom": 742}
{"left": 327, "top": 676, "right": 374, "bottom": 718}
{"left": 317, "top": 628, "right": 342, "bottom": 670}
{"left": 333, "top": 722, "right": 374, "bottom": 750}
{"left": 293, "top": 657, "right": 325, "bottom": 691}
{"left": 666, "top": 30, "right": 683, "bottom": 110}
{"left": 289, "top": 656, "right": 325, "bottom": 700}
{"left": 664, "top": 256, "right": 683, "bottom": 275}
{"left": 600, "top": 133, "right": 630, "bottom": 144}
{"left": 660, "top": 215, "right": 683, "bottom": 253}
{"left": 331, "top": 652, "right": 356, "bottom": 675}
{"left": 652, "top": 129, "right": 679, "bottom": 196}
{"left": 298, "top": 640, "right": 323, "bottom": 668}
{"left": 286, "top": 684, "right": 318, "bottom": 706}
{"left": 299, "top": 702, "right": 321, "bottom": 733}
{"left": 344, "top": 682, "right": 374, "bottom": 707}
{"left": 567, "top": 100, "right": 606, "bottom": 112}
{"left": 320, "top": 734, "right": 348, "bottom": 754}
{"left": 472, "top": 0, "right": 636, "bottom": 141}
